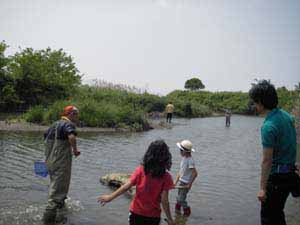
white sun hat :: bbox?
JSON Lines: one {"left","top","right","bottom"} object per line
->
{"left": 176, "top": 140, "right": 195, "bottom": 152}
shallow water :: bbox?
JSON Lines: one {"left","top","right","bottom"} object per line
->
{"left": 0, "top": 116, "right": 299, "bottom": 225}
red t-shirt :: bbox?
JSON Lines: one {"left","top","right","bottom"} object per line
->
{"left": 129, "top": 165, "right": 174, "bottom": 218}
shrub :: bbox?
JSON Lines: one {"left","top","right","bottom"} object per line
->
{"left": 191, "top": 102, "right": 211, "bottom": 117}
{"left": 44, "top": 100, "right": 72, "bottom": 124}
{"left": 25, "top": 105, "right": 45, "bottom": 123}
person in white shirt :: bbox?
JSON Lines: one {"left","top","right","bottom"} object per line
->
{"left": 174, "top": 140, "right": 198, "bottom": 217}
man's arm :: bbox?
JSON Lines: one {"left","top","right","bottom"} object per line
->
{"left": 257, "top": 147, "right": 273, "bottom": 202}
{"left": 68, "top": 134, "right": 80, "bottom": 156}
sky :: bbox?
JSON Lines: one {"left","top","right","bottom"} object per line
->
{"left": 1, "top": 0, "right": 300, "bottom": 95}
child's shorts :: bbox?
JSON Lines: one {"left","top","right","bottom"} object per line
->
{"left": 129, "top": 211, "right": 160, "bottom": 225}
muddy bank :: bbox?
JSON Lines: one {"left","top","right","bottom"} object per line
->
{"left": 0, "top": 112, "right": 229, "bottom": 133}
{"left": 0, "top": 120, "right": 171, "bottom": 133}
{"left": 0, "top": 120, "right": 120, "bottom": 132}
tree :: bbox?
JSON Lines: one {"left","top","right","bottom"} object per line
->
{"left": 7, "top": 47, "right": 82, "bottom": 109}
{"left": 277, "top": 86, "right": 288, "bottom": 91}
{"left": 0, "top": 41, "right": 20, "bottom": 111}
{"left": 0, "top": 41, "right": 8, "bottom": 72}
{"left": 184, "top": 78, "right": 205, "bottom": 91}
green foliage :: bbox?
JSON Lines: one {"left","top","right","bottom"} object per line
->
{"left": 0, "top": 41, "right": 9, "bottom": 71}
{"left": 9, "top": 43, "right": 299, "bottom": 129}
{"left": 277, "top": 88, "right": 299, "bottom": 112}
{"left": 0, "top": 41, "right": 21, "bottom": 111}
{"left": 191, "top": 101, "right": 211, "bottom": 117}
{"left": 74, "top": 88, "right": 148, "bottom": 128}
{"left": 167, "top": 96, "right": 212, "bottom": 118}
{"left": 184, "top": 77, "right": 205, "bottom": 91}
{"left": 172, "top": 88, "right": 298, "bottom": 115}
{"left": 78, "top": 100, "right": 116, "bottom": 127}
{"left": 1, "top": 46, "right": 81, "bottom": 111}
{"left": 23, "top": 87, "right": 148, "bottom": 129}
{"left": 138, "top": 93, "right": 167, "bottom": 112}
{"left": 167, "top": 90, "right": 250, "bottom": 114}
{"left": 19, "top": 84, "right": 300, "bottom": 129}
{"left": 43, "top": 100, "right": 72, "bottom": 124}
{"left": 25, "top": 106, "right": 45, "bottom": 123}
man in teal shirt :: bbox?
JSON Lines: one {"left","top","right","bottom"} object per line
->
{"left": 249, "top": 80, "right": 299, "bottom": 225}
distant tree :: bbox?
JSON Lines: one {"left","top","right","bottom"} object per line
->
{"left": 184, "top": 78, "right": 205, "bottom": 91}
{"left": 277, "top": 86, "right": 288, "bottom": 91}
{"left": 0, "top": 41, "right": 20, "bottom": 111}
{"left": 7, "top": 47, "right": 82, "bottom": 110}
{"left": 295, "top": 82, "right": 300, "bottom": 91}
{"left": 0, "top": 41, "right": 8, "bottom": 72}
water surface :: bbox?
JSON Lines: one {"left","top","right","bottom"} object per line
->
{"left": 1, "top": 116, "right": 299, "bottom": 225}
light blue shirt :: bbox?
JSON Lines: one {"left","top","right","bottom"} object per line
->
{"left": 179, "top": 156, "right": 196, "bottom": 183}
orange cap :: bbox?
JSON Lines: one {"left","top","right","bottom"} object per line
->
{"left": 62, "top": 105, "right": 79, "bottom": 116}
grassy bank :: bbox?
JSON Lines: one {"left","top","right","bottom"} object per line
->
{"left": 22, "top": 85, "right": 300, "bottom": 131}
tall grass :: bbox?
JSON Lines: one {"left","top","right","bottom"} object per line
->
{"left": 24, "top": 84, "right": 299, "bottom": 129}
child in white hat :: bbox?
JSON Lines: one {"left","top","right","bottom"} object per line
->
{"left": 174, "top": 140, "right": 198, "bottom": 217}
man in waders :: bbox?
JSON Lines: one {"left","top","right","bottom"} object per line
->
{"left": 43, "top": 105, "right": 81, "bottom": 224}
{"left": 225, "top": 109, "right": 231, "bottom": 127}
{"left": 249, "top": 80, "right": 300, "bottom": 225}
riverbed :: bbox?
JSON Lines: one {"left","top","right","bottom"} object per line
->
{"left": 0, "top": 116, "right": 299, "bottom": 225}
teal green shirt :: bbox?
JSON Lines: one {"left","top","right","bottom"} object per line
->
{"left": 261, "top": 108, "right": 296, "bottom": 174}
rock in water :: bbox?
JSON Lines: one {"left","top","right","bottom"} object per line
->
{"left": 100, "top": 173, "right": 135, "bottom": 196}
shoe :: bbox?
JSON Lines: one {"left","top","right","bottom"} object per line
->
{"left": 43, "top": 209, "right": 56, "bottom": 224}
{"left": 183, "top": 207, "right": 191, "bottom": 217}
{"left": 175, "top": 203, "right": 181, "bottom": 214}
{"left": 56, "top": 206, "right": 68, "bottom": 224}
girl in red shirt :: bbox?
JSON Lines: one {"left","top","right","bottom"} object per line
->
{"left": 98, "top": 139, "right": 175, "bottom": 225}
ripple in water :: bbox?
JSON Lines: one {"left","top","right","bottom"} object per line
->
{"left": 1, "top": 117, "right": 299, "bottom": 225}
{"left": 0, "top": 197, "right": 84, "bottom": 225}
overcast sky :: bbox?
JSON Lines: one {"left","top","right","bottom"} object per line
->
{"left": 1, "top": 0, "right": 300, "bottom": 95}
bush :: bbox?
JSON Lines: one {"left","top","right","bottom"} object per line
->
{"left": 191, "top": 102, "right": 211, "bottom": 117}
{"left": 25, "top": 105, "right": 45, "bottom": 123}
{"left": 21, "top": 77, "right": 300, "bottom": 129}
{"left": 5, "top": 47, "right": 81, "bottom": 111}
{"left": 44, "top": 100, "right": 72, "bottom": 124}
{"left": 167, "top": 90, "right": 249, "bottom": 114}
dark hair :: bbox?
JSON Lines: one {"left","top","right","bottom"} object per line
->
{"left": 249, "top": 80, "right": 278, "bottom": 110}
{"left": 142, "top": 139, "right": 172, "bottom": 178}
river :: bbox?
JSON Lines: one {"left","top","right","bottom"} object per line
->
{"left": 0, "top": 116, "right": 299, "bottom": 225}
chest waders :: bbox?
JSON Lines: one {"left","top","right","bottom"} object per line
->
{"left": 43, "top": 122, "right": 73, "bottom": 223}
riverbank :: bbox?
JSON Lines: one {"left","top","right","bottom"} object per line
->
{"left": 0, "top": 119, "right": 135, "bottom": 132}
{"left": 0, "top": 119, "right": 172, "bottom": 133}
{"left": 0, "top": 112, "right": 242, "bottom": 132}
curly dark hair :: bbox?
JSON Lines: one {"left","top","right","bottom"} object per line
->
{"left": 142, "top": 139, "right": 172, "bottom": 178}
{"left": 249, "top": 80, "right": 278, "bottom": 110}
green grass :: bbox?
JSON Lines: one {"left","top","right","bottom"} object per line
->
{"left": 23, "top": 85, "right": 300, "bottom": 130}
